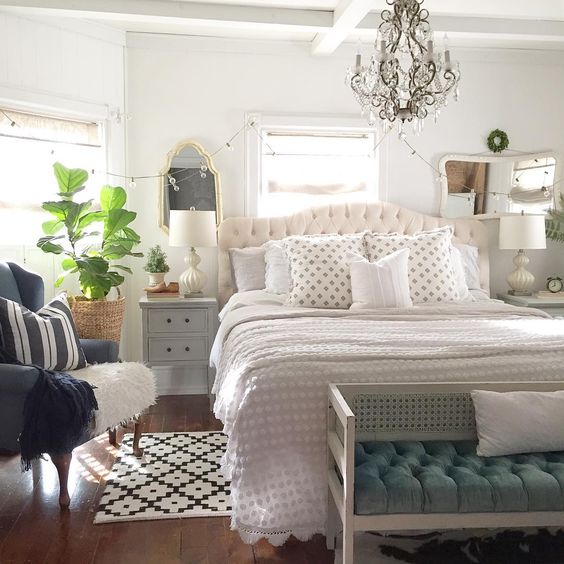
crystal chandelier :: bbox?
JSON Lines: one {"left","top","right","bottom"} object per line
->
{"left": 346, "top": 0, "right": 461, "bottom": 135}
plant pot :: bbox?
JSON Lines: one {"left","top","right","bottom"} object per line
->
{"left": 148, "top": 272, "right": 166, "bottom": 287}
{"left": 70, "top": 296, "right": 126, "bottom": 343}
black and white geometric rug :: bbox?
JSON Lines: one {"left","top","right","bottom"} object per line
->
{"left": 94, "top": 432, "right": 231, "bottom": 524}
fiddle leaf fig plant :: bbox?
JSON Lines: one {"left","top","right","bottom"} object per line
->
{"left": 37, "top": 162, "right": 142, "bottom": 299}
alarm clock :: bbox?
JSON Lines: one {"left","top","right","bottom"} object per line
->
{"left": 546, "top": 276, "right": 564, "bottom": 293}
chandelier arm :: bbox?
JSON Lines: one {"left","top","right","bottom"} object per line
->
{"left": 389, "top": 10, "right": 403, "bottom": 53}
{"left": 406, "top": 9, "right": 426, "bottom": 56}
{"left": 426, "top": 69, "right": 458, "bottom": 97}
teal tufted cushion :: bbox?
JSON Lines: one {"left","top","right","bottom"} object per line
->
{"left": 354, "top": 440, "right": 564, "bottom": 515}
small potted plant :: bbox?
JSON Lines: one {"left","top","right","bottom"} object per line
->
{"left": 144, "top": 245, "right": 170, "bottom": 286}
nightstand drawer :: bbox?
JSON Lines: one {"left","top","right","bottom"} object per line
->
{"left": 148, "top": 337, "right": 208, "bottom": 362}
{"left": 148, "top": 308, "right": 207, "bottom": 333}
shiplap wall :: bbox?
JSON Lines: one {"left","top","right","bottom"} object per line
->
{"left": 0, "top": 12, "right": 125, "bottom": 116}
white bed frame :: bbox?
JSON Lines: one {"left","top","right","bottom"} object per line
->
{"left": 328, "top": 381, "right": 564, "bottom": 564}
{"left": 217, "top": 201, "right": 489, "bottom": 307}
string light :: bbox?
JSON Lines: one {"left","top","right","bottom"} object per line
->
{"left": 98, "top": 120, "right": 252, "bottom": 186}
{"left": 129, "top": 177, "right": 136, "bottom": 188}
{"left": 0, "top": 109, "right": 17, "bottom": 127}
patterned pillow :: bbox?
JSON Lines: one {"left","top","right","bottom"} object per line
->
{"left": 284, "top": 234, "right": 365, "bottom": 309}
{"left": 0, "top": 293, "right": 87, "bottom": 370}
{"left": 363, "top": 227, "right": 460, "bottom": 303}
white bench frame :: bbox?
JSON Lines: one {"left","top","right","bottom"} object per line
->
{"left": 327, "top": 381, "right": 564, "bottom": 564}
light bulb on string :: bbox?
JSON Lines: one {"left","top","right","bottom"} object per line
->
{"left": 129, "top": 177, "right": 136, "bottom": 188}
{"left": 226, "top": 142, "right": 234, "bottom": 151}
{"left": 200, "top": 171, "right": 207, "bottom": 179}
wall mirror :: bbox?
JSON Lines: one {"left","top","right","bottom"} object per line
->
{"left": 439, "top": 152, "right": 559, "bottom": 219}
{"left": 159, "top": 140, "right": 222, "bottom": 232}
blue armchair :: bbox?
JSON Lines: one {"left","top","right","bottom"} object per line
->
{"left": 0, "top": 261, "right": 119, "bottom": 453}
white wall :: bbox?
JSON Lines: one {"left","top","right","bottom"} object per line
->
{"left": 125, "top": 34, "right": 564, "bottom": 392}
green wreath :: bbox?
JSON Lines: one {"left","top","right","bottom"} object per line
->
{"left": 487, "top": 129, "right": 509, "bottom": 153}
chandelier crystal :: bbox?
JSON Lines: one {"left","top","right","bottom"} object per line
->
{"left": 346, "top": 0, "right": 461, "bottom": 135}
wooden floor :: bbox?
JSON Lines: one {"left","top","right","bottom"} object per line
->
{"left": 0, "top": 396, "right": 334, "bottom": 564}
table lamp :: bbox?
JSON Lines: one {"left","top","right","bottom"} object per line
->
{"left": 499, "top": 212, "right": 546, "bottom": 296}
{"left": 169, "top": 209, "right": 217, "bottom": 296}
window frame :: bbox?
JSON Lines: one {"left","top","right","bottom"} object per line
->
{"left": 245, "top": 112, "right": 382, "bottom": 217}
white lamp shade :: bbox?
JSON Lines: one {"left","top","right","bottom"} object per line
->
{"left": 169, "top": 210, "right": 217, "bottom": 248}
{"left": 499, "top": 214, "right": 546, "bottom": 250}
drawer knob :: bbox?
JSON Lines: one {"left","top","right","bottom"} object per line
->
{"left": 167, "top": 318, "right": 172, "bottom": 323}
{"left": 185, "top": 318, "right": 190, "bottom": 323}
{"left": 185, "top": 346, "right": 190, "bottom": 352}
{"left": 166, "top": 347, "right": 172, "bottom": 352}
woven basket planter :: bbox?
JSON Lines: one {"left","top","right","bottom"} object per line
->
{"left": 71, "top": 296, "right": 126, "bottom": 343}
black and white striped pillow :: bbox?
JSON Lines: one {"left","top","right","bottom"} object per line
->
{"left": 0, "top": 293, "right": 86, "bottom": 371}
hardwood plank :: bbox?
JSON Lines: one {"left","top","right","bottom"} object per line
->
{"left": 0, "top": 395, "right": 333, "bottom": 564}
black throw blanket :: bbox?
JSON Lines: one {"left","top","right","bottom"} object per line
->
{"left": 0, "top": 348, "right": 98, "bottom": 470}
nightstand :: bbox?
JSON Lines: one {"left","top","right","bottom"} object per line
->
{"left": 139, "top": 297, "right": 219, "bottom": 400}
{"left": 497, "top": 293, "right": 564, "bottom": 318}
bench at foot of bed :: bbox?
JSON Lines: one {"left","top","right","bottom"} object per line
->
{"left": 327, "top": 381, "right": 564, "bottom": 564}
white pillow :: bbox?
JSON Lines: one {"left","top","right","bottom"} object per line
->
{"left": 364, "top": 227, "right": 460, "bottom": 303}
{"left": 471, "top": 389, "right": 564, "bottom": 457}
{"left": 349, "top": 249, "right": 413, "bottom": 309}
{"left": 264, "top": 241, "right": 291, "bottom": 294}
{"left": 454, "top": 243, "right": 481, "bottom": 290}
{"left": 284, "top": 234, "right": 365, "bottom": 309}
{"left": 451, "top": 247, "right": 470, "bottom": 301}
{"left": 229, "top": 247, "right": 266, "bottom": 292}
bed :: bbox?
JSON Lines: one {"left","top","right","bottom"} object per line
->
{"left": 211, "top": 201, "right": 564, "bottom": 545}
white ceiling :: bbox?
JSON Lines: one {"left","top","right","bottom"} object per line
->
{"left": 1, "top": 0, "right": 564, "bottom": 52}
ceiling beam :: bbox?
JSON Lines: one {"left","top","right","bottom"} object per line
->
{"left": 356, "top": 14, "right": 564, "bottom": 42}
{"left": 311, "top": 0, "right": 374, "bottom": 56}
{"left": 0, "top": 0, "right": 333, "bottom": 33}
{"left": 2, "top": 0, "right": 564, "bottom": 49}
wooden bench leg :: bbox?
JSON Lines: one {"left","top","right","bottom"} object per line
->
{"left": 132, "top": 416, "right": 144, "bottom": 458}
{"left": 326, "top": 488, "right": 338, "bottom": 550}
{"left": 108, "top": 428, "right": 118, "bottom": 447}
{"left": 50, "top": 453, "right": 72, "bottom": 509}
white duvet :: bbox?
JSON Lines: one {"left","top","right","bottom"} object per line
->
{"left": 211, "top": 292, "right": 564, "bottom": 545}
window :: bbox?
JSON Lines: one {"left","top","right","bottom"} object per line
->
{"left": 0, "top": 108, "right": 105, "bottom": 246}
{"left": 247, "top": 115, "right": 379, "bottom": 217}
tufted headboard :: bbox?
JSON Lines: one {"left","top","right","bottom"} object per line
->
{"left": 217, "top": 201, "right": 489, "bottom": 307}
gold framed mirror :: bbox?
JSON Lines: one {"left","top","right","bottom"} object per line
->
{"left": 159, "top": 140, "right": 222, "bottom": 232}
